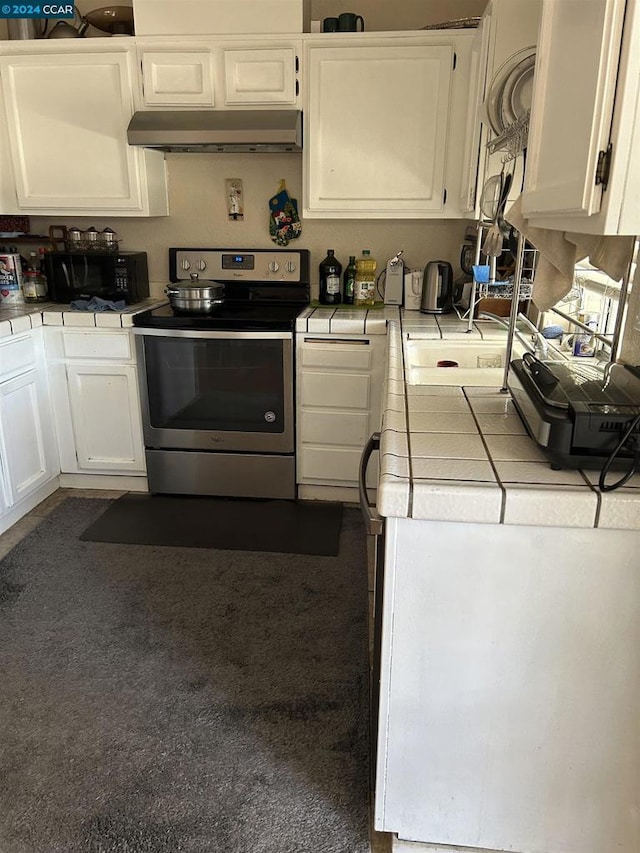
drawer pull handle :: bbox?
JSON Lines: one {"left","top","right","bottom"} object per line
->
{"left": 303, "top": 337, "right": 370, "bottom": 345}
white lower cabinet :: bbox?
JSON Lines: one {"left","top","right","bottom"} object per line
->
{"left": 0, "top": 329, "right": 59, "bottom": 534}
{"left": 296, "top": 333, "right": 385, "bottom": 496}
{"left": 46, "top": 328, "right": 147, "bottom": 483}
{"left": 0, "top": 370, "right": 53, "bottom": 504}
{"left": 66, "top": 364, "right": 146, "bottom": 473}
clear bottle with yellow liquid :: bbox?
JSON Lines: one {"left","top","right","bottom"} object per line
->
{"left": 354, "top": 249, "right": 377, "bottom": 306}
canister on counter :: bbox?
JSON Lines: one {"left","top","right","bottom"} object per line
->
{"left": 0, "top": 252, "right": 25, "bottom": 307}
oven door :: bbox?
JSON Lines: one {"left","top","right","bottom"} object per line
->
{"left": 134, "top": 329, "right": 294, "bottom": 454}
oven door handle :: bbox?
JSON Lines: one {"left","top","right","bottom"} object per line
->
{"left": 132, "top": 328, "right": 292, "bottom": 340}
{"left": 359, "top": 432, "right": 383, "bottom": 536}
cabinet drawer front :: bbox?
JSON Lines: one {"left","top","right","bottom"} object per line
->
{"left": 301, "top": 342, "right": 372, "bottom": 370}
{"left": 62, "top": 331, "right": 132, "bottom": 361}
{"left": 300, "top": 410, "right": 370, "bottom": 446}
{"left": 301, "top": 372, "right": 370, "bottom": 409}
{"left": 0, "top": 333, "right": 36, "bottom": 380}
{"left": 223, "top": 47, "right": 296, "bottom": 105}
{"left": 141, "top": 50, "right": 215, "bottom": 106}
{"left": 299, "top": 446, "right": 361, "bottom": 483}
{"left": 299, "top": 445, "right": 379, "bottom": 486}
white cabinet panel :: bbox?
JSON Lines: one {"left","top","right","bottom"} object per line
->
{"left": 300, "top": 341, "right": 372, "bottom": 370}
{"left": 62, "top": 330, "right": 132, "bottom": 361}
{"left": 305, "top": 42, "right": 452, "bottom": 217}
{"left": 296, "top": 333, "right": 385, "bottom": 489}
{"left": 301, "top": 372, "right": 370, "bottom": 409}
{"left": 522, "top": 0, "right": 640, "bottom": 234}
{"left": 0, "top": 333, "right": 36, "bottom": 380}
{"left": 300, "top": 410, "right": 369, "bottom": 446}
{"left": 1, "top": 52, "right": 141, "bottom": 210}
{"left": 299, "top": 446, "right": 363, "bottom": 483}
{"left": 141, "top": 50, "right": 215, "bottom": 106}
{"left": 223, "top": 47, "right": 297, "bottom": 105}
{"left": 377, "top": 518, "right": 640, "bottom": 853}
{"left": 66, "top": 364, "right": 145, "bottom": 473}
{"left": 523, "top": 0, "right": 625, "bottom": 220}
{"left": 0, "top": 45, "right": 168, "bottom": 216}
{"left": 0, "top": 370, "right": 52, "bottom": 505}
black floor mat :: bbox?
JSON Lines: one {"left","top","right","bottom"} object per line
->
{"left": 80, "top": 493, "right": 344, "bottom": 556}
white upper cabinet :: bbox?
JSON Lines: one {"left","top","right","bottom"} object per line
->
{"left": 303, "top": 33, "right": 472, "bottom": 219}
{"left": 137, "top": 39, "right": 301, "bottom": 108}
{"left": 222, "top": 47, "right": 298, "bottom": 105}
{"left": 461, "top": 0, "right": 542, "bottom": 217}
{"left": 141, "top": 49, "right": 216, "bottom": 106}
{"left": 0, "top": 42, "right": 168, "bottom": 217}
{"left": 523, "top": 0, "right": 640, "bottom": 234}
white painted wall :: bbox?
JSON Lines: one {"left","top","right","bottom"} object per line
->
{"left": 0, "top": 0, "right": 489, "bottom": 39}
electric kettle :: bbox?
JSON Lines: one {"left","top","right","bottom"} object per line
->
{"left": 420, "top": 261, "right": 454, "bottom": 314}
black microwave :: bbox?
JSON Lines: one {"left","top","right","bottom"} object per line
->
{"left": 43, "top": 251, "right": 149, "bottom": 304}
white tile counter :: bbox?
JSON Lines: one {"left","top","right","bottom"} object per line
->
{"left": 0, "top": 299, "right": 165, "bottom": 334}
{"left": 296, "top": 304, "right": 399, "bottom": 335}
{"left": 378, "top": 315, "right": 640, "bottom": 531}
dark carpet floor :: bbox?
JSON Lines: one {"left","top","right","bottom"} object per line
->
{"left": 0, "top": 498, "right": 370, "bottom": 853}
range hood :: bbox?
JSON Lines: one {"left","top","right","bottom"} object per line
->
{"left": 127, "top": 110, "right": 302, "bottom": 152}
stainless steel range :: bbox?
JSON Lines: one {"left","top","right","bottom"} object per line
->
{"left": 133, "top": 247, "right": 310, "bottom": 499}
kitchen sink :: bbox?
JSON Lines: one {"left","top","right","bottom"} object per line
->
{"left": 404, "top": 338, "right": 524, "bottom": 386}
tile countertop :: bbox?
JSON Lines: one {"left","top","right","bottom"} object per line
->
{"left": 0, "top": 299, "right": 165, "bottom": 334}
{"left": 378, "top": 315, "right": 640, "bottom": 532}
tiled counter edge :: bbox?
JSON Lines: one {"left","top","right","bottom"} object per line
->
{"left": 377, "top": 319, "right": 640, "bottom": 532}
{"left": 0, "top": 299, "right": 166, "bottom": 333}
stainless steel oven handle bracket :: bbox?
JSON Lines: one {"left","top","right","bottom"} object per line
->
{"left": 359, "top": 432, "right": 383, "bottom": 536}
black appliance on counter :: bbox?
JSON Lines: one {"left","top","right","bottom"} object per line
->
{"left": 508, "top": 354, "right": 640, "bottom": 471}
{"left": 133, "top": 247, "right": 310, "bottom": 500}
{"left": 44, "top": 250, "right": 149, "bottom": 304}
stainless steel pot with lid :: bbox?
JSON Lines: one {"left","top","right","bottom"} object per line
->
{"left": 165, "top": 273, "right": 225, "bottom": 313}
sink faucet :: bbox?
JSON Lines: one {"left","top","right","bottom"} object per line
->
{"left": 478, "top": 312, "right": 550, "bottom": 359}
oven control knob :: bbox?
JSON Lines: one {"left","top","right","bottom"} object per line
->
{"left": 268, "top": 261, "right": 280, "bottom": 273}
{"left": 196, "top": 259, "right": 207, "bottom": 271}
{"left": 264, "top": 411, "right": 277, "bottom": 423}
{"left": 180, "top": 259, "right": 191, "bottom": 271}
{"left": 285, "top": 260, "right": 297, "bottom": 273}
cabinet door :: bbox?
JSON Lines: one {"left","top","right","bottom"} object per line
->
{"left": 460, "top": 18, "right": 491, "bottom": 213}
{"left": 304, "top": 43, "right": 453, "bottom": 217}
{"left": 0, "top": 370, "right": 54, "bottom": 506}
{"left": 223, "top": 47, "right": 297, "bottom": 105}
{"left": 0, "top": 50, "right": 144, "bottom": 211}
{"left": 66, "top": 364, "right": 145, "bottom": 473}
{"left": 522, "top": 0, "right": 626, "bottom": 219}
{"left": 141, "top": 49, "right": 215, "bottom": 106}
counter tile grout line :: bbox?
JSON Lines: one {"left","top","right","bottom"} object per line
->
{"left": 463, "top": 386, "right": 507, "bottom": 523}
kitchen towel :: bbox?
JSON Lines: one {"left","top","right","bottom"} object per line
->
{"left": 70, "top": 296, "right": 126, "bottom": 312}
{"left": 505, "top": 195, "right": 636, "bottom": 310}
{"left": 269, "top": 178, "right": 302, "bottom": 246}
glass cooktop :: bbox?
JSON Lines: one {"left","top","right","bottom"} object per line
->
{"left": 133, "top": 301, "right": 306, "bottom": 332}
